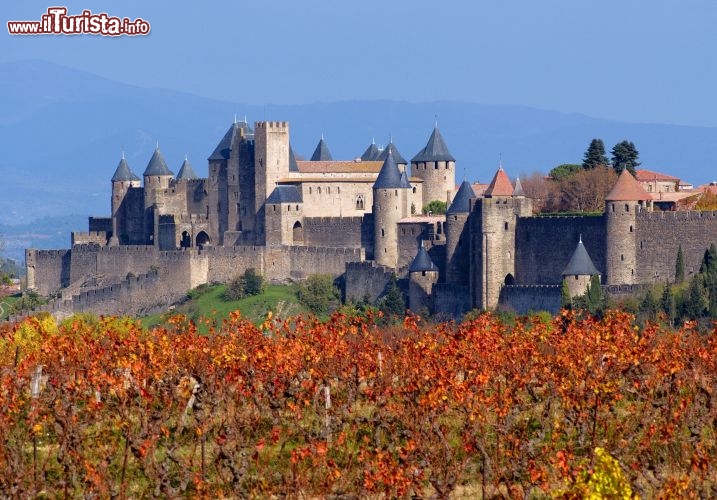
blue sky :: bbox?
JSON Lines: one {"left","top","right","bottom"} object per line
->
{"left": 3, "top": 0, "right": 717, "bottom": 127}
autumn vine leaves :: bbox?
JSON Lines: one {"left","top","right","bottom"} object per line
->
{"left": 0, "top": 310, "right": 715, "bottom": 497}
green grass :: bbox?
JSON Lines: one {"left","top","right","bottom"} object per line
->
{"left": 0, "top": 294, "right": 21, "bottom": 320}
{"left": 141, "top": 283, "right": 308, "bottom": 332}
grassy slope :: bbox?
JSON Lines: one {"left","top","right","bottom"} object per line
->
{"left": 141, "top": 284, "right": 308, "bottom": 331}
{"left": 0, "top": 294, "right": 20, "bottom": 320}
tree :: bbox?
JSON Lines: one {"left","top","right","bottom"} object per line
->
{"left": 553, "top": 167, "right": 618, "bottom": 213}
{"left": 611, "top": 140, "right": 640, "bottom": 175}
{"left": 582, "top": 138, "right": 609, "bottom": 170}
{"left": 422, "top": 200, "right": 447, "bottom": 215}
{"left": 377, "top": 275, "right": 405, "bottom": 321}
{"left": 297, "top": 274, "right": 340, "bottom": 315}
{"left": 660, "top": 283, "right": 675, "bottom": 326}
{"left": 585, "top": 274, "right": 603, "bottom": 315}
{"left": 225, "top": 268, "right": 265, "bottom": 301}
{"left": 561, "top": 279, "right": 572, "bottom": 309}
{"left": 638, "top": 288, "right": 659, "bottom": 322}
{"left": 548, "top": 163, "right": 582, "bottom": 181}
{"left": 675, "top": 245, "right": 685, "bottom": 283}
{"left": 682, "top": 276, "right": 708, "bottom": 320}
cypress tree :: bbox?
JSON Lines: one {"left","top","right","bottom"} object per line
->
{"left": 561, "top": 279, "right": 572, "bottom": 309}
{"left": 582, "top": 138, "right": 609, "bottom": 169}
{"left": 586, "top": 274, "right": 603, "bottom": 315}
{"left": 660, "top": 283, "right": 675, "bottom": 326}
{"left": 675, "top": 245, "right": 685, "bottom": 283}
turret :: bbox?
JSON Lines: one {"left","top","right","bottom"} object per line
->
{"left": 360, "top": 139, "right": 380, "bottom": 161}
{"left": 176, "top": 156, "right": 198, "bottom": 180}
{"left": 408, "top": 243, "right": 439, "bottom": 313}
{"left": 410, "top": 125, "right": 456, "bottom": 207}
{"left": 373, "top": 150, "right": 409, "bottom": 268}
{"left": 470, "top": 167, "right": 533, "bottom": 310}
{"left": 377, "top": 140, "right": 408, "bottom": 172}
{"left": 605, "top": 169, "right": 652, "bottom": 285}
{"left": 562, "top": 237, "right": 600, "bottom": 298}
{"left": 143, "top": 146, "right": 174, "bottom": 208}
{"left": 110, "top": 154, "right": 140, "bottom": 245}
{"left": 310, "top": 136, "right": 333, "bottom": 161}
{"left": 445, "top": 180, "right": 476, "bottom": 284}
{"left": 264, "top": 185, "right": 304, "bottom": 246}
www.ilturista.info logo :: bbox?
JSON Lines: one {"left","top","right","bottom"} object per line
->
{"left": 7, "top": 7, "right": 150, "bottom": 36}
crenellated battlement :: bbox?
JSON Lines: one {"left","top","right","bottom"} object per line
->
{"left": 255, "top": 121, "right": 288, "bottom": 129}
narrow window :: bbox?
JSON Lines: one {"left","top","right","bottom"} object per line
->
{"left": 625, "top": 204, "right": 629, "bottom": 212}
{"left": 504, "top": 222, "right": 509, "bottom": 231}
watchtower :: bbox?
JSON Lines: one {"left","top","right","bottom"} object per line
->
{"left": 410, "top": 126, "right": 456, "bottom": 208}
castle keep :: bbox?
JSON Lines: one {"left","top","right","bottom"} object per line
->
{"left": 24, "top": 120, "right": 717, "bottom": 318}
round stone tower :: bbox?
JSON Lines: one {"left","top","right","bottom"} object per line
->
{"left": 445, "top": 180, "right": 476, "bottom": 285}
{"left": 562, "top": 237, "right": 600, "bottom": 298}
{"left": 408, "top": 243, "right": 439, "bottom": 313}
{"left": 410, "top": 126, "right": 456, "bottom": 208}
{"left": 373, "top": 150, "right": 409, "bottom": 268}
{"left": 142, "top": 146, "right": 174, "bottom": 244}
{"left": 605, "top": 169, "right": 652, "bottom": 285}
{"left": 110, "top": 154, "right": 140, "bottom": 245}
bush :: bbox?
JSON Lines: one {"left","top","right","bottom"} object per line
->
{"left": 297, "top": 274, "right": 339, "bottom": 315}
{"left": 225, "top": 268, "right": 265, "bottom": 301}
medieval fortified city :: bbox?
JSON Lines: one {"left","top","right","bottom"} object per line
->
{"left": 19, "top": 119, "right": 717, "bottom": 320}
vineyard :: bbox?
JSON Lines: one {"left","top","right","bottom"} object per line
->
{"left": 1, "top": 310, "right": 716, "bottom": 498}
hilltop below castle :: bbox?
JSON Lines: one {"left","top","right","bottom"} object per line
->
{"left": 23, "top": 120, "right": 717, "bottom": 319}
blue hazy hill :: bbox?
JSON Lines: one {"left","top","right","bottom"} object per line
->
{"left": 1, "top": 59, "right": 716, "bottom": 239}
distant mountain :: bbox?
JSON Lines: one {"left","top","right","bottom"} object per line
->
{"left": 1, "top": 59, "right": 716, "bottom": 239}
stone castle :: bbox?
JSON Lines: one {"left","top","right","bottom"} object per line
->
{"left": 23, "top": 119, "right": 717, "bottom": 318}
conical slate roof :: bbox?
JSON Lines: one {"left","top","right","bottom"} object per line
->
{"left": 562, "top": 239, "right": 599, "bottom": 277}
{"left": 605, "top": 169, "right": 652, "bottom": 201}
{"left": 176, "top": 157, "right": 199, "bottom": 180}
{"left": 143, "top": 148, "right": 174, "bottom": 176}
{"left": 289, "top": 144, "right": 299, "bottom": 172}
{"left": 208, "top": 121, "right": 253, "bottom": 161}
{"left": 361, "top": 141, "right": 380, "bottom": 161}
{"left": 447, "top": 180, "right": 476, "bottom": 214}
{"left": 310, "top": 138, "right": 333, "bottom": 161}
{"left": 373, "top": 150, "right": 405, "bottom": 189}
{"left": 400, "top": 169, "right": 411, "bottom": 188}
{"left": 513, "top": 177, "right": 526, "bottom": 197}
{"left": 409, "top": 244, "right": 438, "bottom": 273}
{"left": 112, "top": 157, "right": 139, "bottom": 182}
{"left": 266, "top": 185, "right": 302, "bottom": 204}
{"left": 411, "top": 127, "right": 455, "bottom": 163}
{"left": 484, "top": 168, "right": 513, "bottom": 197}
{"left": 377, "top": 141, "right": 407, "bottom": 165}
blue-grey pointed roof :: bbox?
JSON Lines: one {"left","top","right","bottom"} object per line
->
{"left": 208, "top": 121, "right": 253, "bottom": 161}
{"left": 143, "top": 148, "right": 174, "bottom": 176}
{"left": 400, "top": 170, "right": 411, "bottom": 188}
{"left": 112, "top": 157, "right": 139, "bottom": 182}
{"left": 310, "top": 138, "right": 333, "bottom": 161}
{"left": 409, "top": 244, "right": 438, "bottom": 273}
{"left": 176, "top": 158, "right": 198, "bottom": 180}
{"left": 562, "top": 239, "right": 599, "bottom": 276}
{"left": 373, "top": 150, "right": 405, "bottom": 190}
{"left": 411, "top": 127, "right": 455, "bottom": 163}
{"left": 513, "top": 177, "right": 526, "bottom": 197}
{"left": 447, "top": 180, "right": 476, "bottom": 214}
{"left": 289, "top": 144, "right": 299, "bottom": 172}
{"left": 361, "top": 142, "right": 380, "bottom": 161}
{"left": 377, "top": 141, "right": 407, "bottom": 164}
{"left": 266, "top": 185, "right": 302, "bottom": 204}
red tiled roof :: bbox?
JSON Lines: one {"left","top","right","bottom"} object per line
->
{"left": 605, "top": 170, "right": 653, "bottom": 201}
{"left": 635, "top": 169, "right": 680, "bottom": 182}
{"left": 296, "top": 160, "right": 382, "bottom": 174}
{"left": 484, "top": 169, "right": 514, "bottom": 197}
{"left": 471, "top": 183, "right": 489, "bottom": 196}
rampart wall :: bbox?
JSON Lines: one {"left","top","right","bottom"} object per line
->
{"left": 515, "top": 216, "right": 606, "bottom": 285}
{"left": 498, "top": 285, "right": 561, "bottom": 315}
{"left": 344, "top": 261, "right": 394, "bottom": 303}
{"left": 26, "top": 249, "right": 71, "bottom": 296}
{"left": 635, "top": 211, "right": 717, "bottom": 284}
{"left": 432, "top": 283, "right": 471, "bottom": 318}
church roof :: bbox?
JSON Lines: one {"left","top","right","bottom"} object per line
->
{"left": 512, "top": 177, "right": 526, "bottom": 197}
{"left": 361, "top": 141, "right": 380, "bottom": 161}
{"left": 411, "top": 127, "right": 455, "bottom": 163}
{"left": 310, "top": 138, "right": 333, "bottom": 161}
{"left": 373, "top": 150, "right": 405, "bottom": 189}
{"left": 605, "top": 169, "right": 653, "bottom": 201}
{"left": 409, "top": 244, "right": 438, "bottom": 273}
{"left": 484, "top": 168, "right": 514, "bottom": 197}
{"left": 208, "top": 121, "right": 253, "bottom": 161}
{"left": 447, "top": 180, "right": 476, "bottom": 214}
{"left": 289, "top": 144, "right": 299, "bottom": 172}
{"left": 562, "top": 239, "right": 599, "bottom": 277}
{"left": 111, "top": 157, "right": 139, "bottom": 182}
{"left": 377, "top": 141, "right": 407, "bottom": 165}
{"left": 176, "top": 157, "right": 199, "bottom": 180}
{"left": 143, "top": 147, "right": 174, "bottom": 177}
{"left": 266, "top": 185, "right": 302, "bottom": 204}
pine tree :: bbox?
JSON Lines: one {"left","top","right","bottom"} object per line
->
{"left": 611, "top": 140, "right": 640, "bottom": 175}
{"left": 378, "top": 275, "right": 405, "bottom": 322}
{"left": 561, "top": 279, "right": 572, "bottom": 309}
{"left": 683, "top": 277, "right": 708, "bottom": 320}
{"left": 582, "top": 139, "right": 609, "bottom": 169}
{"left": 675, "top": 245, "right": 685, "bottom": 283}
{"left": 660, "top": 283, "right": 675, "bottom": 326}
